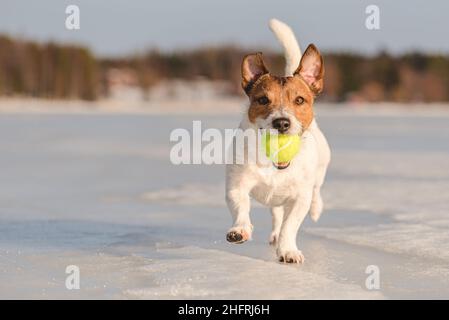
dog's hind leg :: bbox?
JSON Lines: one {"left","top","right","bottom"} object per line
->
{"left": 269, "top": 206, "right": 284, "bottom": 245}
{"left": 309, "top": 120, "right": 330, "bottom": 222}
{"left": 310, "top": 187, "right": 323, "bottom": 222}
{"left": 310, "top": 164, "right": 327, "bottom": 222}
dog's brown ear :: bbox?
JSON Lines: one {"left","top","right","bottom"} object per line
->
{"left": 294, "top": 44, "right": 324, "bottom": 95}
{"left": 241, "top": 52, "right": 269, "bottom": 94}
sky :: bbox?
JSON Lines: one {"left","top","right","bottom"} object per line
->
{"left": 1, "top": 0, "right": 448, "bottom": 57}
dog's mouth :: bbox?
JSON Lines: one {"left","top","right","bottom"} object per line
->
{"left": 273, "top": 161, "right": 290, "bottom": 170}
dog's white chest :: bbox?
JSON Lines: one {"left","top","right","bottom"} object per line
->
{"left": 250, "top": 181, "right": 296, "bottom": 206}
{"left": 249, "top": 166, "right": 302, "bottom": 206}
{"left": 247, "top": 135, "right": 318, "bottom": 207}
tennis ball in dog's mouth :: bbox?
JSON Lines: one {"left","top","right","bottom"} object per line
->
{"left": 262, "top": 133, "right": 301, "bottom": 164}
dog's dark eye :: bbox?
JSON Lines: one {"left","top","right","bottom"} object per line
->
{"left": 257, "top": 96, "right": 269, "bottom": 105}
{"left": 295, "top": 96, "right": 305, "bottom": 105}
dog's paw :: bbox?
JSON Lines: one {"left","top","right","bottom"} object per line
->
{"left": 269, "top": 231, "right": 279, "bottom": 246}
{"left": 226, "top": 225, "right": 252, "bottom": 244}
{"left": 277, "top": 249, "right": 305, "bottom": 264}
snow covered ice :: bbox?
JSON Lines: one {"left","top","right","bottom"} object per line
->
{"left": 0, "top": 102, "right": 449, "bottom": 299}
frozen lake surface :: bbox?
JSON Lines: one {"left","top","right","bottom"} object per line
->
{"left": 1, "top": 104, "right": 449, "bottom": 299}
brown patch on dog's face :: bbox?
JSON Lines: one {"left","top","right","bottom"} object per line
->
{"left": 241, "top": 45, "right": 324, "bottom": 133}
{"left": 247, "top": 74, "right": 283, "bottom": 123}
{"left": 282, "top": 76, "right": 315, "bottom": 130}
{"left": 247, "top": 75, "right": 315, "bottom": 130}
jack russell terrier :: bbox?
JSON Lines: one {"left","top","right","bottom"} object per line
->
{"left": 225, "top": 19, "right": 331, "bottom": 264}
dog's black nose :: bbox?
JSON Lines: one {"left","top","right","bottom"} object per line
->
{"left": 272, "top": 118, "right": 290, "bottom": 133}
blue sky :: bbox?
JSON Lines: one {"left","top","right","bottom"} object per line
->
{"left": 1, "top": 0, "right": 448, "bottom": 57}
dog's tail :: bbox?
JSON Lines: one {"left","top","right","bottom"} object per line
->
{"left": 268, "top": 19, "right": 302, "bottom": 77}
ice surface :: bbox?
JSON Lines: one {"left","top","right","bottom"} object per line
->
{"left": 0, "top": 103, "right": 449, "bottom": 299}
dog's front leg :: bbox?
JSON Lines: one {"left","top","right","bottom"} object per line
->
{"left": 225, "top": 178, "right": 254, "bottom": 244}
{"left": 276, "top": 189, "right": 313, "bottom": 263}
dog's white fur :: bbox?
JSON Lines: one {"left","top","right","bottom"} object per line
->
{"left": 225, "top": 19, "right": 331, "bottom": 263}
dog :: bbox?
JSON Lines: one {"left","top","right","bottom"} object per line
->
{"left": 225, "top": 19, "right": 331, "bottom": 264}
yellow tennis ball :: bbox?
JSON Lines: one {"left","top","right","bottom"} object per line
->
{"left": 263, "top": 133, "right": 301, "bottom": 163}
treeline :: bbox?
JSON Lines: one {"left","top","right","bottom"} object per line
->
{"left": 1, "top": 35, "right": 448, "bottom": 102}
{"left": 0, "top": 35, "right": 97, "bottom": 100}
